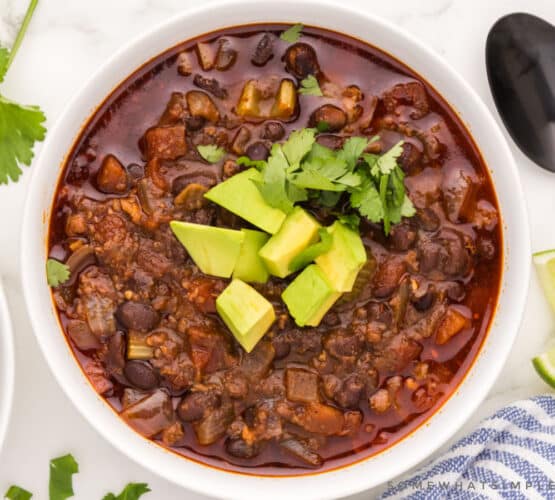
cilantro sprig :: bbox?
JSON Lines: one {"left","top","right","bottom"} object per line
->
{"left": 238, "top": 128, "right": 415, "bottom": 235}
{"left": 0, "top": 0, "right": 46, "bottom": 185}
{"left": 280, "top": 23, "right": 303, "bottom": 43}
{"left": 4, "top": 454, "right": 151, "bottom": 500}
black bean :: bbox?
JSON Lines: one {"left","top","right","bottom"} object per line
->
{"left": 272, "top": 335, "right": 291, "bottom": 360}
{"left": 411, "top": 287, "right": 436, "bottom": 311}
{"left": 284, "top": 43, "right": 320, "bottom": 79}
{"left": 261, "top": 121, "right": 285, "bottom": 141}
{"left": 416, "top": 208, "right": 440, "bottom": 232}
{"left": 251, "top": 33, "right": 274, "bottom": 66}
{"left": 245, "top": 141, "right": 270, "bottom": 161}
{"left": 309, "top": 105, "right": 347, "bottom": 132}
{"left": 124, "top": 360, "right": 159, "bottom": 390}
{"left": 215, "top": 39, "right": 237, "bottom": 70}
{"left": 116, "top": 302, "right": 159, "bottom": 331}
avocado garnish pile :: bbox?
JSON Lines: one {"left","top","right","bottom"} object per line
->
{"left": 171, "top": 127, "right": 413, "bottom": 352}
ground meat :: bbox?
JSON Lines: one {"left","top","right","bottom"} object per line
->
{"left": 383, "top": 81, "right": 430, "bottom": 120}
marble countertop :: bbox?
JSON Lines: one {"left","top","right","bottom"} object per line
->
{"left": 0, "top": 0, "right": 554, "bottom": 498}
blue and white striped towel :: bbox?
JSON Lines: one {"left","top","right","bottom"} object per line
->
{"left": 380, "top": 396, "right": 555, "bottom": 500}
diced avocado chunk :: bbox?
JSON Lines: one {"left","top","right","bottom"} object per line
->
{"left": 170, "top": 221, "right": 244, "bottom": 278}
{"left": 233, "top": 229, "right": 270, "bottom": 283}
{"left": 258, "top": 207, "right": 320, "bottom": 278}
{"left": 204, "top": 168, "right": 286, "bottom": 234}
{"left": 216, "top": 279, "right": 275, "bottom": 352}
{"left": 282, "top": 265, "right": 341, "bottom": 327}
{"left": 315, "top": 221, "right": 367, "bottom": 292}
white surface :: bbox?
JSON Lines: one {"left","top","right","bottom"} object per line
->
{"left": 0, "top": 279, "right": 15, "bottom": 456}
{"left": 18, "top": 1, "right": 531, "bottom": 498}
{"left": 0, "top": 0, "right": 554, "bottom": 498}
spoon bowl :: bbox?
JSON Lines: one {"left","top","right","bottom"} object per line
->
{"left": 486, "top": 12, "right": 555, "bottom": 172}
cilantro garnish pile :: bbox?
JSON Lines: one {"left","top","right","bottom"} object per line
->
{"left": 0, "top": 0, "right": 46, "bottom": 185}
{"left": 238, "top": 128, "right": 415, "bottom": 235}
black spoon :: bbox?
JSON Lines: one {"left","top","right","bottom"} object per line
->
{"left": 486, "top": 12, "right": 555, "bottom": 172}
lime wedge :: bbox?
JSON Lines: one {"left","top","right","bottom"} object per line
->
{"left": 533, "top": 249, "right": 555, "bottom": 311}
{"left": 533, "top": 348, "right": 555, "bottom": 388}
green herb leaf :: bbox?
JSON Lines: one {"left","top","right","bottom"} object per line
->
{"left": 289, "top": 228, "right": 333, "bottom": 271}
{"left": 290, "top": 168, "right": 345, "bottom": 191}
{"left": 0, "top": 0, "right": 46, "bottom": 185}
{"left": 0, "top": 96, "right": 47, "bottom": 184}
{"left": 280, "top": 23, "right": 303, "bottom": 43}
{"left": 350, "top": 173, "right": 384, "bottom": 223}
{"left": 375, "top": 140, "right": 404, "bottom": 175}
{"left": 46, "top": 259, "right": 71, "bottom": 287}
{"left": 197, "top": 144, "right": 226, "bottom": 163}
{"left": 102, "top": 483, "right": 151, "bottom": 500}
{"left": 4, "top": 486, "right": 32, "bottom": 500}
{"left": 337, "top": 213, "right": 361, "bottom": 230}
{"left": 253, "top": 145, "right": 295, "bottom": 213}
{"left": 0, "top": 48, "right": 9, "bottom": 84}
{"left": 337, "top": 136, "right": 370, "bottom": 171}
{"left": 236, "top": 156, "right": 266, "bottom": 170}
{"left": 49, "top": 454, "right": 79, "bottom": 500}
{"left": 282, "top": 128, "right": 316, "bottom": 166}
{"left": 298, "top": 75, "right": 323, "bottom": 96}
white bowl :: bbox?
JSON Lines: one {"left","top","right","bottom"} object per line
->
{"left": 21, "top": 1, "right": 531, "bottom": 498}
{"left": 0, "top": 278, "right": 15, "bottom": 453}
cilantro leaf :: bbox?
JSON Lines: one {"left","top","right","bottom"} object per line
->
{"left": 4, "top": 486, "right": 32, "bottom": 500}
{"left": 350, "top": 173, "right": 384, "bottom": 223}
{"left": 0, "top": 96, "right": 46, "bottom": 184}
{"left": 282, "top": 128, "right": 316, "bottom": 167}
{"left": 253, "top": 145, "right": 295, "bottom": 213}
{"left": 197, "top": 144, "right": 226, "bottom": 163}
{"left": 280, "top": 23, "right": 303, "bottom": 43}
{"left": 46, "top": 259, "right": 71, "bottom": 287}
{"left": 337, "top": 213, "right": 361, "bottom": 230}
{"left": 102, "top": 483, "right": 151, "bottom": 500}
{"left": 318, "top": 191, "right": 342, "bottom": 207}
{"left": 298, "top": 75, "right": 323, "bottom": 96}
{"left": 375, "top": 140, "right": 404, "bottom": 174}
{"left": 49, "top": 454, "right": 79, "bottom": 500}
{"left": 290, "top": 168, "right": 345, "bottom": 191}
{"left": 337, "top": 136, "right": 369, "bottom": 170}
{"left": 286, "top": 181, "right": 308, "bottom": 203}
{"left": 290, "top": 228, "right": 333, "bottom": 271}
{"left": 0, "top": 48, "right": 9, "bottom": 83}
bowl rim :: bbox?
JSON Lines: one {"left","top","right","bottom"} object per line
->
{"left": 20, "top": 1, "right": 531, "bottom": 498}
{"left": 0, "top": 277, "right": 15, "bottom": 454}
